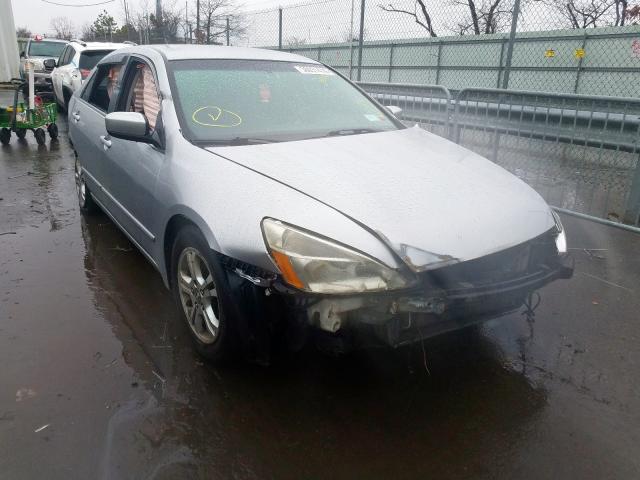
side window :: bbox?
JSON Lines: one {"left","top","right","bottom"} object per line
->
{"left": 85, "top": 63, "right": 122, "bottom": 113}
{"left": 118, "top": 60, "right": 161, "bottom": 132}
{"left": 59, "top": 47, "right": 74, "bottom": 66}
{"left": 66, "top": 47, "right": 77, "bottom": 66}
{"left": 57, "top": 46, "right": 69, "bottom": 66}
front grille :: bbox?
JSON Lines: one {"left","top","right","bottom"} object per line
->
{"left": 424, "top": 229, "right": 558, "bottom": 291}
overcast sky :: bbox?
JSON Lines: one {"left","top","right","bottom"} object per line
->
{"left": 10, "top": 0, "right": 294, "bottom": 36}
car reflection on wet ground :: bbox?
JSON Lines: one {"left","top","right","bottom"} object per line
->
{"left": 1, "top": 94, "right": 639, "bottom": 479}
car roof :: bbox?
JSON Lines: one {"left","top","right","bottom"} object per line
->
{"left": 130, "top": 44, "right": 319, "bottom": 64}
{"left": 30, "top": 38, "right": 67, "bottom": 43}
{"left": 71, "top": 41, "right": 130, "bottom": 50}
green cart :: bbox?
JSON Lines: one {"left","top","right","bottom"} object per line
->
{"left": 0, "top": 79, "right": 58, "bottom": 146}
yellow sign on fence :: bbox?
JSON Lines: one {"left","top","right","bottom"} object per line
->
{"left": 544, "top": 49, "right": 556, "bottom": 58}
{"left": 575, "top": 48, "right": 586, "bottom": 58}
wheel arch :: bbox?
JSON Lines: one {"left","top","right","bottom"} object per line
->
{"left": 161, "top": 209, "right": 221, "bottom": 289}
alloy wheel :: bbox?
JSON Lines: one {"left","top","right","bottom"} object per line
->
{"left": 177, "top": 247, "right": 220, "bottom": 344}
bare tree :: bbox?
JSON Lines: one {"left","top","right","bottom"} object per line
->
{"left": 379, "top": 0, "right": 515, "bottom": 36}
{"left": 151, "top": 0, "right": 184, "bottom": 41}
{"left": 285, "top": 36, "right": 308, "bottom": 47}
{"left": 16, "top": 26, "right": 31, "bottom": 38}
{"left": 191, "top": 0, "right": 245, "bottom": 45}
{"left": 544, "top": 0, "right": 616, "bottom": 28}
{"left": 453, "top": 0, "right": 515, "bottom": 34}
{"left": 51, "top": 17, "right": 75, "bottom": 40}
{"left": 379, "top": 1, "right": 438, "bottom": 36}
{"left": 131, "top": 0, "right": 153, "bottom": 43}
{"left": 80, "top": 22, "right": 96, "bottom": 41}
{"left": 627, "top": 3, "right": 640, "bottom": 21}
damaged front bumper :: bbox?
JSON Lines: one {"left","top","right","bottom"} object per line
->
{"left": 269, "top": 228, "right": 574, "bottom": 347}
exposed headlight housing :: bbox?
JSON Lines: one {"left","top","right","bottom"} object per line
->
{"left": 551, "top": 210, "right": 567, "bottom": 254}
{"left": 29, "top": 59, "right": 45, "bottom": 72}
{"left": 261, "top": 218, "right": 415, "bottom": 294}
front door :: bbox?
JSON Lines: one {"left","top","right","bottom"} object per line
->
{"left": 101, "top": 57, "right": 164, "bottom": 255}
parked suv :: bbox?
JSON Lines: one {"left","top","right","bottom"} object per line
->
{"left": 19, "top": 37, "right": 68, "bottom": 94}
{"left": 51, "top": 40, "right": 133, "bottom": 110}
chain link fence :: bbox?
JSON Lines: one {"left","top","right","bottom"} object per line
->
{"left": 238, "top": 0, "right": 640, "bottom": 97}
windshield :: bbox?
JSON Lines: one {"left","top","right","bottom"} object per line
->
{"left": 28, "top": 41, "right": 66, "bottom": 57}
{"left": 169, "top": 59, "right": 399, "bottom": 144}
{"left": 79, "top": 50, "right": 112, "bottom": 70}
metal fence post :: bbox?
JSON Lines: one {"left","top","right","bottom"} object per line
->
{"left": 435, "top": 40, "right": 443, "bottom": 84}
{"left": 388, "top": 44, "right": 394, "bottom": 83}
{"left": 573, "top": 30, "right": 588, "bottom": 93}
{"left": 624, "top": 156, "right": 640, "bottom": 225}
{"left": 501, "top": 0, "right": 521, "bottom": 89}
{"left": 356, "top": 0, "right": 365, "bottom": 81}
{"left": 226, "top": 17, "right": 230, "bottom": 46}
{"left": 278, "top": 8, "right": 283, "bottom": 50}
{"left": 496, "top": 38, "right": 506, "bottom": 88}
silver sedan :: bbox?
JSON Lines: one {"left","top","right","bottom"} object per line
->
{"left": 69, "top": 45, "right": 572, "bottom": 363}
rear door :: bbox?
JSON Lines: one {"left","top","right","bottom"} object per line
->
{"left": 51, "top": 46, "right": 69, "bottom": 103}
{"left": 69, "top": 59, "right": 125, "bottom": 210}
{"left": 100, "top": 56, "right": 164, "bottom": 254}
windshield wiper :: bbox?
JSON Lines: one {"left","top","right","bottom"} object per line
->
{"left": 193, "top": 137, "right": 281, "bottom": 147}
{"left": 323, "top": 128, "right": 386, "bottom": 138}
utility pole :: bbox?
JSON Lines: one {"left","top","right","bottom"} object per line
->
{"left": 226, "top": 17, "right": 230, "bottom": 46}
{"left": 122, "top": 0, "right": 131, "bottom": 41}
{"left": 196, "top": 0, "right": 200, "bottom": 44}
{"left": 185, "top": 1, "right": 188, "bottom": 43}
{"left": 356, "top": 0, "right": 365, "bottom": 81}
{"left": 501, "top": 0, "right": 521, "bottom": 89}
{"left": 278, "top": 8, "right": 282, "bottom": 50}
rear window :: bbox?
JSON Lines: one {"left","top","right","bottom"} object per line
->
{"left": 79, "top": 50, "right": 113, "bottom": 70}
{"left": 28, "top": 41, "right": 66, "bottom": 57}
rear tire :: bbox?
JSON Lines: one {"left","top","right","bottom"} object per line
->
{"left": 62, "top": 89, "right": 71, "bottom": 113}
{"left": 74, "top": 156, "right": 97, "bottom": 213}
{"left": 47, "top": 123, "right": 58, "bottom": 140}
{"left": 171, "top": 225, "right": 238, "bottom": 363}
{"left": 0, "top": 128, "right": 10, "bottom": 145}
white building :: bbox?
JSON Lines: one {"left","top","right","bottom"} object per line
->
{"left": 0, "top": 0, "right": 20, "bottom": 82}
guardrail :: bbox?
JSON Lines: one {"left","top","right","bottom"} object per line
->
{"left": 357, "top": 82, "right": 453, "bottom": 139}
{"left": 358, "top": 82, "right": 640, "bottom": 227}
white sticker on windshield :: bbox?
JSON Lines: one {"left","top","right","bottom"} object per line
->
{"left": 294, "top": 65, "right": 334, "bottom": 75}
{"left": 364, "top": 114, "right": 381, "bottom": 122}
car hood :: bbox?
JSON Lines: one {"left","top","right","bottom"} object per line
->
{"left": 207, "top": 127, "right": 555, "bottom": 271}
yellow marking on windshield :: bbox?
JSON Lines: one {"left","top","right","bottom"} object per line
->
{"left": 192, "top": 106, "right": 242, "bottom": 128}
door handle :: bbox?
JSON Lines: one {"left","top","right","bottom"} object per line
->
{"left": 72, "top": 111, "right": 80, "bottom": 122}
{"left": 100, "top": 135, "right": 112, "bottom": 149}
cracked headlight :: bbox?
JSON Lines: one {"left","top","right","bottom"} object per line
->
{"left": 261, "top": 218, "right": 414, "bottom": 294}
{"left": 551, "top": 210, "right": 567, "bottom": 254}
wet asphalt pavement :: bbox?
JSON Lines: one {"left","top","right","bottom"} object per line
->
{"left": 1, "top": 95, "right": 639, "bottom": 479}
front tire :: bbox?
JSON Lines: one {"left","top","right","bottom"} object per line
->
{"left": 0, "top": 128, "right": 10, "bottom": 145}
{"left": 171, "top": 225, "right": 237, "bottom": 363}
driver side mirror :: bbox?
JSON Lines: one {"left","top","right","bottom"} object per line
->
{"left": 386, "top": 105, "right": 403, "bottom": 117}
{"left": 105, "top": 112, "right": 162, "bottom": 148}
{"left": 43, "top": 58, "right": 56, "bottom": 69}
